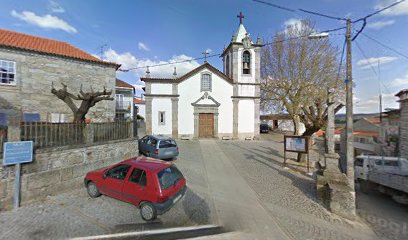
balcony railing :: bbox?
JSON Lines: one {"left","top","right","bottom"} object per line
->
{"left": 116, "top": 100, "right": 132, "bottom": 112}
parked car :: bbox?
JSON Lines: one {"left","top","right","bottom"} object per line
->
{"left": 260, "top": 123, "right": 269, "bottom": 133}
{"left": 138, "top": 135, "right": 179, "bottom": 160}
{"left": 84, "top": 157, "right": 187, "bottom": 221}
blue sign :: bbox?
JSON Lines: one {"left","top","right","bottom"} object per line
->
{"left": 3, "top": 141, "right": 33, "bottom": 166}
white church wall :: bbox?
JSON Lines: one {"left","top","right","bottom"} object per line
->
{"left": 152, "top": 98, "right": 172, "bottom": 135}
{"left": 238, "top": 85, "right": 255, "bottom": 96}
{"left": 151, "top": 84, "right": 172, "bottom": 95}
{"left": 178, "top": 68, "right": 233, "bottom": 136}
{"left": 238, "top": 99, "right": 255, "bottom": 136}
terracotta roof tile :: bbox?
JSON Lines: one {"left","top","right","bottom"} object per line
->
{"left": 115, "top": 79, "right": 134, "bottom": 90}
{"left": 133, "top": 98, "right": 145, "bottom": 104}
{"left": 353, "top": 131, "right": 379, "bottom": 137}
{"left": 365, "top": 117, "right": 381, "bottom": 125}
{"left": 0, "top": 28, "right": 120, "bottom": 68}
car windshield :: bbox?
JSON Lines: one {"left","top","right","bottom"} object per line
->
{"left": 157, "top": 166, "right": 183, "bottom": 190}
{"left": 159, "top": 140, "right": 177, "bottom": 148}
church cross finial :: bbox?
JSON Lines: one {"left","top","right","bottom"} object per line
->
{"left": 202, "top": 50, "right": 209, "bottom": 63}
{"left": 237, "top": 11, "right": 244, "bottom": 24}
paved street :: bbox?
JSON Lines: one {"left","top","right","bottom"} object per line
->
{"left": 0, "top": 137, "right": 405, "bottom": 239}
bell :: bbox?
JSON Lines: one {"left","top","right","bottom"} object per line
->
{"left": 243, "top": 62, "right": 249, "bottom": 69}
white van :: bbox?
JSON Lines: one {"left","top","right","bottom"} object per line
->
{"left": 354, "top": 155, "right": 408, "bottom": 180}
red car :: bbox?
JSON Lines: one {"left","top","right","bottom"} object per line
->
{"left": 84, "top": 157, "right": 187, "bottom": 221}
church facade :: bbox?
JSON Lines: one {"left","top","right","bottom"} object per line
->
{"left": 142, "top": 16, "right": 261, "bottom": 139}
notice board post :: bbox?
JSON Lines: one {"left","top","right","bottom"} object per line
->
{"left": 3, "top": 141, "right": 33, "bottom": 209}
{"left": 283, "top": 135, "right": 310, "bottom": 173}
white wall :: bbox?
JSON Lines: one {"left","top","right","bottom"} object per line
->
{"left": 178, "top": 68, "right": 233, "bottom": 135}
{"left": 238, "top": 85, "right": 255, "bottom": 96}
{"left": 238, "top": 100, "right": 255, "bottom": 133}
{"left": 152, "top": 98, "right": 172, "bottom": 135}
{"left": 135, "top": 104, "right": 145, "bottom": 119}
{"left": 151, "top": 84, "right": 172, "bottom": 94}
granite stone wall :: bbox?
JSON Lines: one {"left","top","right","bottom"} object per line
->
{"left": 0, "top": 47, "right": 117, "bottom": 122}
{"left": 0, "top": 139, "right": 138, "bottom": 210}
{"left": 400, "top": 99, "right": 408, "bottom": 158}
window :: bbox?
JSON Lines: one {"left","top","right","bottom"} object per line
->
{"left": 51, "top": 113, "right": 65, "bottom": 123}
{"left": 225, "top": 55, "right": 230, "bottom": 77}
{"left": 159, "top": 140, "right": 177, "bottom": 148}
{"left": 23, "top": 113, "right": 40, "bottom": 122}
{"left": 159, "top": 111, "right": 165, "bottom": 125}
{"left": 201, "top": 73, "right": 212, "bottom": 92}
{"left": 354, "top": 158, "right": 364, "bottom": 167}
{"left": 242, "top": 51, "right": 251, "bottom": 74}
{"left": 157, "top": 166, "right": 183, "bottom": 190}
{"left": 384, "top": 161, "right": 399, "bottom": 167}
{"left": 0, "top": 113, "right": 6, "bottom": 127}
{"left": 105, "top": 164, "right": 131, "bottom": 180}
{"left": 0, "top": 60, "right": 16, "bottom": 85}
{"left": 128, "top": 168, "right": 147, "bottom": 186}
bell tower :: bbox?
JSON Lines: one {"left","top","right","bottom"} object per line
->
{"left": 221, "top": 12, "right": 262, "bottom": 139}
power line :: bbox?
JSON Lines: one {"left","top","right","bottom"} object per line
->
{"left": 336, "top": 37, "right": 346, "bottom": 83}
{"left": 354, "top": 40, "right": 392, "bottom": 95}
{"left": 252, "top": 0, "right": 295, "bottom": 12}
{"left": 298, "top": 8, "right": 347, "bottom": 21}
{"left": 354, "top": 0, "right": 406, "bottom": 23}
{"left": 119, "top": 26, "right": 346, "bottom": 72}
{"left": 360, "top": 32, "right": 408, "bottom": 60}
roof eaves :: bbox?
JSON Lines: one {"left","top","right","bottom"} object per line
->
{"left": 0, "top": 44, "right": 121, "bottom": 69}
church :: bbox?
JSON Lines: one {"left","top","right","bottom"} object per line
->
{"left": 141, "top": 13, "right": 261, "bottom": 140}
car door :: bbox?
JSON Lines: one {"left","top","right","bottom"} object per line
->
{"left": 122, "top": 167, "right": 149, "bottom": 205}
{"left": 139, "top": 136, "right": 149, "bottom": 155}
{"left": 98, "top": 164, "right": 131, "bottom": 201}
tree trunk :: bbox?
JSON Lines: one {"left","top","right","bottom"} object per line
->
{"left": 293, "top": 115, "right": 302, "bottom": 135}
{"left": 296, "top": 126, "right": 319, "bottom": 162}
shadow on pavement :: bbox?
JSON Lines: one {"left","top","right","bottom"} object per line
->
{"left": 113, "top": 188, "right": 211, "bottom": 233}
{"left": 228, "top": 142, "right": 319, "bottom": 205}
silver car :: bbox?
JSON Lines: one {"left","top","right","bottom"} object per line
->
{"left": 138, "top": 135, "right": 179, "bottom": 160}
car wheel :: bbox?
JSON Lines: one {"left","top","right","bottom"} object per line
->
{"left": 140, "top": 202, "right": 157, "bottom": 221}
{"left": 87, "top": 182, "right": 101, "bottom": 198}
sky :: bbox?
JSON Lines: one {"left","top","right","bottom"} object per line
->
{"left": 1, "top": 0, "right": 407, "bottom": 114}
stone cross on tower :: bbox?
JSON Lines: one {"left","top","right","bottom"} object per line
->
{"left": 237, "top": 12, "right": 244, "bottom": 24}
{"left": 202, "top": 50, "right": 209, "bottom": 63}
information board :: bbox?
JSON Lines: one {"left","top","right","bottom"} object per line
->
{"left": 3, "top": 141, "right": 33, "bottom": 166}
{"left": 284, "top": 136, "right": 309, "bottom": 153}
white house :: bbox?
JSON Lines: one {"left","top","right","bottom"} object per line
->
{"left": 115, "top": 79, "right": 135, "bottom": 120}
{"left": 142, "top": 15, "right": 261, "bottom": 139}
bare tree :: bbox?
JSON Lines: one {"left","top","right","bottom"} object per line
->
{"left": 261, "top": 20, "right": 345, "bottom": 161}
{"left": 51, "top": 83, "right": 113, "bottom": 122}
{"left": 261, "top": 20, "right": 344, "bottom": 135}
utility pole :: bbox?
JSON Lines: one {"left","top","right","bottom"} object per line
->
{"left": 345, "top": 19, "right": 355, "bottom": 190}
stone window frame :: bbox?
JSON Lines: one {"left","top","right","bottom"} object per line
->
{"left": 200, "top": 72, "right": 212, "bottom": 92}
{"left": 158, "top": 111, "right": 166, "bottom": 125}
{"left": 0, "top": 59, "right": 16, "bottom": 86}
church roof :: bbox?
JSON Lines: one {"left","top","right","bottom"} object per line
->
{"left": 231, "top": 24, "right": 249, "bottom": 43}
{"left": 141, "top": 62, "right": 233, "bottom": 84}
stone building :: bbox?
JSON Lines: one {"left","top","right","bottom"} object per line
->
{"left": 396, "top": 89, "right": 408, "bottom": 158}
{"left": 0, "top": 28, "right": 120, "bottom": 123}
{"left": 142, "top": 15, "right": 261, "bottom": 139}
